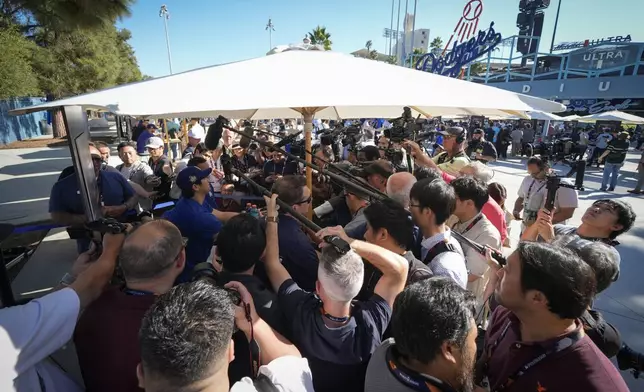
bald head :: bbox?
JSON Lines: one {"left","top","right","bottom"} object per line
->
{"left": 120, "top": 220, "right": 184, "bottom": 281}
{"left": 386, "top": 172, "right": 417, "bottom": 209}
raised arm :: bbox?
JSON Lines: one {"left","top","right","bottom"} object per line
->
{"left": 262, "top": 194, "right": 292, "bottom": 292}
{"left": 316, "top": 226, "right": 408, "bottom": 307}
{"left": 225, "top": 281, "right": 301, "bottom": 365}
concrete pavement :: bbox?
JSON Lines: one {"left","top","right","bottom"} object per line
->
{"left": 0, "top": 145, "right": 643, "bottom": 388}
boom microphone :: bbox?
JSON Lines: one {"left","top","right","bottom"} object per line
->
{"left": 274, "top": 131, "right": 302, "bottom": 148}
{"left": 204, "top": 116, "right": 226, "bottom": 150}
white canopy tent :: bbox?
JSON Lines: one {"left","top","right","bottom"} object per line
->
{"left": 527, "top": 111, "right": 564, "bottom": 121}
{"left": 577, "top": 110, "right": 644, "bottom": 124}
{"left": 11, "top": 50, "right": 565, "bottom": 207}
{"left": 11, "top": 50, "right": 565, "bottom": 119}
{"left": 561, "top": 114, "right": 581, "bottom": 121}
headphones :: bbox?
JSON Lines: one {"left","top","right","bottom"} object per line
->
{"left": 455, "top": 128, "right": 466, "bottom": 144}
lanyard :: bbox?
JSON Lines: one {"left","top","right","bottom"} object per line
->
{"left": 487, "top": 321, "right": 584, "bottom": 391}
{"left": 459, "top": 214, "right": 483, "bottom": 236}
{"left": 123, "top": 288, "right": 155, "bottom": 296}
{"left": 385, "top": 346, "right": 454, "bottom": 392}
{"left": 526, "top": 179, "right": 546, "bottom": 202}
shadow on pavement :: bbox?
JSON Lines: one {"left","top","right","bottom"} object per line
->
{"left": 19, "top": 148, "right": 70, "bottom": 160}
{"left": 0, "top": 174, "right": 59, "bottom": 203}
{"left": 0, "top": 159, "right": 70, "bottom": 177}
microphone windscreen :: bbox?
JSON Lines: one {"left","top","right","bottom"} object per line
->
{"left": 204, "top": 120, "right": 224, "bottom": 151}
{"left": 240, "top": 126, "right": 254, "bottom": 148}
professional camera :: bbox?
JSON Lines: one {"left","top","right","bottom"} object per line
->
{"left": 341, "top": 124, "right": 362, "bottom": 148}
{"left": 191, "top": 262, "right": 242, "bottom": 306}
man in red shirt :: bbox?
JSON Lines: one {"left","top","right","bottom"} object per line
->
{"left": 475, "top": 242, "right": 628, "bottom": 391}
{"left": 74, "top": 220, "right": 186, "bottom": 392}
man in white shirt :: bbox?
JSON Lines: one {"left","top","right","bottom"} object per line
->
{"left": 409, "top": 178, "right": 468, "bottom": 288}
{"left": 182, "top": 118, "right": 205, "bottom": 159}
{"left": 588, "top": 130, "right": 613, "bottom": 167}
{"left": 0, "top": 232, "right": 124, "bottom": 392}
{"left": 513, "top": 156, "right": 578, "bottom": 229}
{"left": 450, "top": 177, "right": 501, "bottom": 306}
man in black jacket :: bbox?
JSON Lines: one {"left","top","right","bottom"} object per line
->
{"left": 214, "top": 214, "right": 288, "bottom": 385}
{"left": 358, "top": 198, "right": 432, "bottom": 300}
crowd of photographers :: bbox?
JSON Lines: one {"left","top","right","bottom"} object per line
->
{"left": 2, "top": 117, "right": 644, "bottom": 392}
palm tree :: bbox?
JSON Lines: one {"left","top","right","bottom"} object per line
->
{"left": 430, "top": 36, "right": 444, "bottom": 55}
{"left": 308, "top": 26, "right": 332, "bottom": 50}
{"left": 365, "top": 40, "right": 372, "bottom": 52}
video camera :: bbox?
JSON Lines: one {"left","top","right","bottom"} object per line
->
{"left": 544, "top": 174, "right": 580, "bottom": 211}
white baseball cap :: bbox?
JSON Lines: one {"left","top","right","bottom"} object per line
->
{"left": 145, "top": 136, "right": 164, "bottom": 149}
{"left": 188, "top": 124, "right": 205, "bottom": 140}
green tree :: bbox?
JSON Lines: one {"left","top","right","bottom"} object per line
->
{"left": 385, "top": 56, "right": 397, "bottom": 65}
{"left": 468, "top": 62, "right": 486, "bottom": 76}
{"left": 307, "top": 26, "right": 332, "bottom": 50}
{"left": 1, "top": 0, "right": 134, "bottom": 32}
{"left": 430, "top": 36, "right": 444, "bottom": 55}
{"left": 0, "top": 27, "right": 41, "bottom": 99}
{"left": 31, "top": 25, "right": 141, "bottom": 97}
{"left": 365, "top": 40, "right": 372, "bottom": 52}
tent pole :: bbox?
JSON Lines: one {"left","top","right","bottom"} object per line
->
{"left": 303, "top": 111, "right": 314, "bottom": 220}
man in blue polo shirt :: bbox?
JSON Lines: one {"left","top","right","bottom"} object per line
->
{"left": 270, "top": 175, "right": 319, "bottom": 291}
{"left": 49, "top": 145, "right": 137, "bottom": 253}
{"left": 163, "top": 166, "right": 237, "bottom": 283}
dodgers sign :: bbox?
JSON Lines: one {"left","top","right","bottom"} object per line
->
{"left": 414, "top": 22, "right": 502, "bottom": 77}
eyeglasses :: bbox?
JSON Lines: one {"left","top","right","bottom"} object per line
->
{"left": 409, "top": 204, "right": 423, "bottom": 209}
{"left": 295, "top": 195, "right": 312, "bottom": 205}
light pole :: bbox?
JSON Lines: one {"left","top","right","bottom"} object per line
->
{"left": 549, "top": 0, "right": 563, "bottom": 53}
{"left": 266, "top": 18, "right": 275, "bottom": 50}
{"left": 389, "top": 0, "right": 395, "bottom": 56}
{"left": 159, "top": 5, "right": 173, "bottom": 74}
{"left": 395, "top": 0, "right": 401, "bottom": 62}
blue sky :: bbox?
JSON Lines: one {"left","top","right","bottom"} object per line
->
{"left": 117, "top": 0, "right": 642, "bottom": 78}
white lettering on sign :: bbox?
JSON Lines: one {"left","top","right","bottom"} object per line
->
{"left": 598, "top": 81, "right": 611, "bottom": 92}
{"left": 522, "top": 85, "right": 531, "bottom": 93}
{"left": 583, "top": 51, "right": 625, "bottom": 62}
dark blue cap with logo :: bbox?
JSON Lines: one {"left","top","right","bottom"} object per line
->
{"left": 176, "top": 166, "right": 212, "bottom": 192}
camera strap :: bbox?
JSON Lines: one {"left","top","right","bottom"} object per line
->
{"left": 486, "top": 321, "right": 584, "bottom": 391}
{"left": 385, "top": 346, "right": 457, "bottom": 392}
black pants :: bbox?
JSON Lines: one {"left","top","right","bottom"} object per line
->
{"left": 588, "top": 147, "right": 606, "bottom": 166}
{"left": 497, "top": 141, "right": 508, "bottom": 159}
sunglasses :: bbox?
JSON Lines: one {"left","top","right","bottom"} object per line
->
{"left": 294, "top": 195, "right": 312, "bottom": 205}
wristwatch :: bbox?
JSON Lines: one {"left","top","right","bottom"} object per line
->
{"left": 59, "top": 273, "right": 76, "bottom": 287}
{"left": 266, "top": 216, "right": 279, "bottom": 223}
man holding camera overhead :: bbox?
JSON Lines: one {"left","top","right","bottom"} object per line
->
{"left": 431, "top": 127, "right": 471, "bottom": 177}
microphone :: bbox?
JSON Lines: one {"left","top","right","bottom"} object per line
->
{"left": 274, "top": 131, "right": 302, "bottom": 148}
{"left": 204, "top": 116, "right": 227, "bottom": 150}
{"left": 413, "top": 130, "right": 437, "bottom": 142}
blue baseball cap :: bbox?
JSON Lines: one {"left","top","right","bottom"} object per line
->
{"left": 176, "top": 166, "right": 212, "bottom": 192}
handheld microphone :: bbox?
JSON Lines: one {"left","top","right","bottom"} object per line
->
{"left": 204, "top": 116, "right": 226, "bottom": 150}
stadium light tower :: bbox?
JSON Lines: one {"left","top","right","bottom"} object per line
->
{"left": 159, "top": 5, "right": 173, "bottom": 75}
{"left": 266, "top": 18, "right": 275, "bottom": 50}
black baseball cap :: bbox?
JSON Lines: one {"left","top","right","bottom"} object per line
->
{"left": 438, "top": 126, "right": 466, "bottom": 138}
